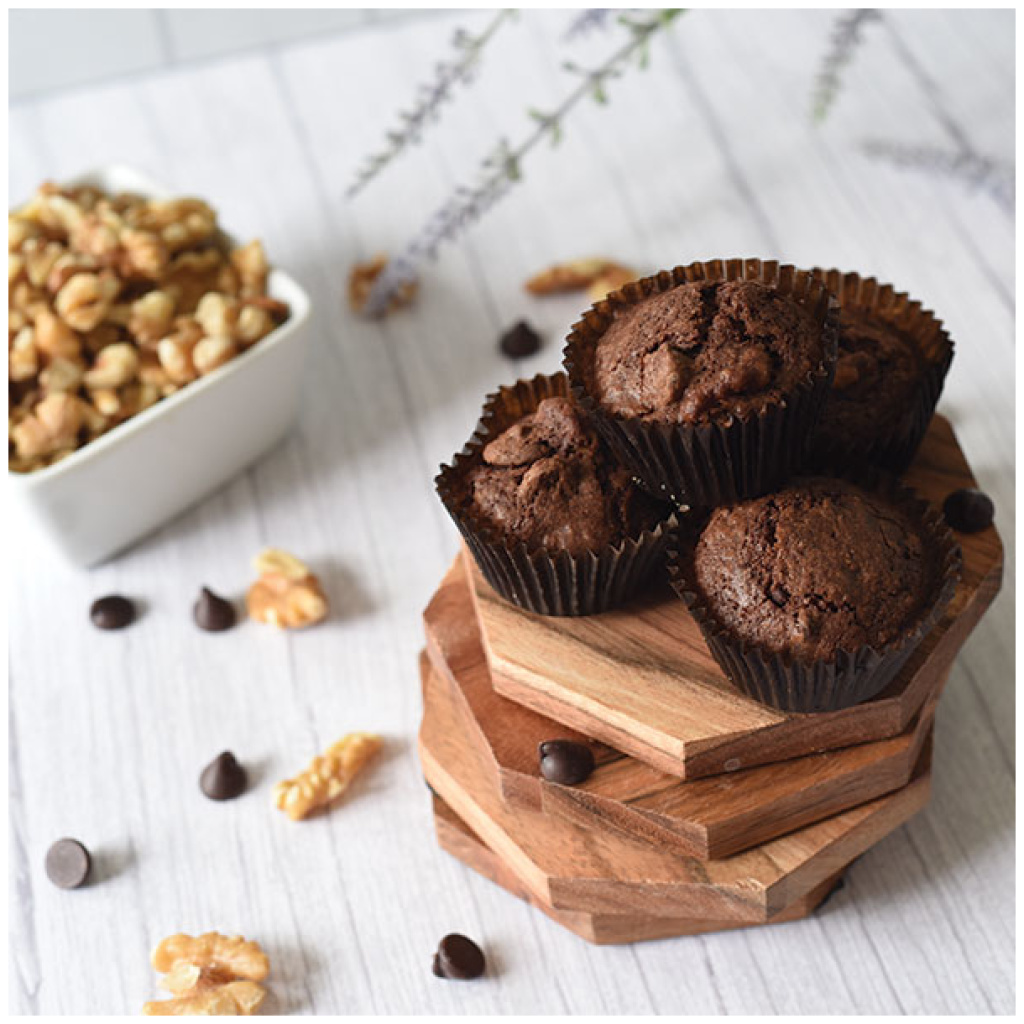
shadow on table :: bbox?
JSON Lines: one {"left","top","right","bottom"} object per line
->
{"left": 258, "top": 939, "right": 324, "bottom": 1016}
{"left": 316, "top": 556, "right": 377, "bottom": 621}
{"left": 831, "top": 659, "right": 1014, "bottom": 914}
{"left": 89, "top": 839, "right": 137, "bottom": 886}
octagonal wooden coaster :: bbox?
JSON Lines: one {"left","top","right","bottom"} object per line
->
{"left": 468, "top": 414, "right": 1001, "bottom": 780}
{"left": 431, "top": 794, "right": 843, "bottom": 944}
{"left": 424, "top": 559, "right": 943, "bottom": 859}
{"left": 418, "top": 652, "right": 932, "bottom": 922}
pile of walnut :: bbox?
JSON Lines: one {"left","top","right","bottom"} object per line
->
{"left": 9, "top": 182, "right": 290, "bottom": 473}
{"left": 143, "top": 932, "right": 269, "bottom": 1016}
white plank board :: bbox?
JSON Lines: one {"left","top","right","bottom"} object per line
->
{"left": 8, "top": 8, "right": 1014, "bottom": 1015}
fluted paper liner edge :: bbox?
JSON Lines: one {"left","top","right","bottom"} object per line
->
{"left": 435, "top": 372, "right": 677, "bottom": 617}
{"left": 666, "top": 471, "right": 962, "bottom": 713}
{"left": 807, "top": 268, "right": 954, "bottom": 473}
{"left": 562, "top": 258, "right": 839, "bottom": 509}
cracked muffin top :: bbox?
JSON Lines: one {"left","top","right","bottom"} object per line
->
{"left": 590, "top": 280, "right": 824, "bottom": 425}
{"left": 689, "top": 478, "right": 936, "bottom": 661}
{"left": 465, "top": 396, "right": 665, "bottom": 554}
{"left": 815, "top": 308, "right": 924, "bottom": 446}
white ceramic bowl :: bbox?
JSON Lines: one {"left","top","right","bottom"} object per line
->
{"left": 8, "top": 165, "right": 312, "bottom": 567}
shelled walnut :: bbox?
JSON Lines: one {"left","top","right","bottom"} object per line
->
{"left": 274, "top": 732, "right": 382, "bottom": 821}
{"left": 8, "top": 181, "right": 292, "bottom": 474}
{"left": 525, "top": 257, "right": 637, "bottom": 298}
{"left": 246, "top": 548, "right": 329, "bottom": 629}
{"left": 348, "top": 253, "right": 418, "bottom": 316}
{"left": 143, "top": 931, "right": 269, "bottom": 1016}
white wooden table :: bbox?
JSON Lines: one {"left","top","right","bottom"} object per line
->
{"left": 9, "top": 9, "right": 1014, "bottom": 1015}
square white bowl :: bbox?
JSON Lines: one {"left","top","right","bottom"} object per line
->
{"left": 8, "top": 164, "right": 312, "bottom": 567}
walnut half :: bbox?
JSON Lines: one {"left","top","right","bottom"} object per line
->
{"left": 348, "top": 254, "right": 417, "bottom": 316}
{"left": 274, "top": 732, "right": 382, "bottom": 821}
{"left": 246, "top": 548, "right": 328, "bottom": 629}
{"left": 143, "top": 932, "right": 269, "bottom": 1016}
{"left": 144, "top": 980, "right": 265, "bottom": 1016}
{"left": 525, "top": 257, "right": 618, "bottom": 295}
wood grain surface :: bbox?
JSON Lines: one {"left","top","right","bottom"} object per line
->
{"left": 426, "top": 556, "right": 943, "bottom": 859}
{"left": 474, "top": 415, "right": 1003, "bottom": 778}
{"left": 9, "top": 8, "right": 1013, "bottom": 1014}
{"left": 431, "top": 795, "right": 843, "bottom": 946}
{"left": 419, "top": 651, "right": 933, "bottom": 922}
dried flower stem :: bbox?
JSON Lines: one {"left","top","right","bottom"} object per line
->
{"left": 346, "top": 9, "right": 516, "bottom": 199}
{"left": 363, "top": 9, "right": 683, "bottom": 316}
{"left": 862, "top": 140, "right": 1015, "bottom": 213}
{"left": 812, "top": 9, "right": 882, "bottom": 123}
{"left": 563, "top": 8, "right": 617, "bottom": 42}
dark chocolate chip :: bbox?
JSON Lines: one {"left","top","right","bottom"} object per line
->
{"left": 45, "top": 838, "right": 91, "bottom": 889}
{"left": 433, "top": 934, "right": 485, "bottom": 980}
{"left": 193, "top": 587, "right": 237, "bottom": 632}
{"left": 499, "top": 320, "right": 541, "bottom": 359}
{"left": 89, "top": 595, "right": 135, "bottom": 630}
{"left": 768, "top": 584, "right": 789, "bottom": 607}
{"left": 539, "top": 740, "right": 595, "bottom": 785}
{"left": 943, "top": 488, "right": 994, "bottom": 533}
{"left": 199, "top": 751, "right": 248, "bottom": 801}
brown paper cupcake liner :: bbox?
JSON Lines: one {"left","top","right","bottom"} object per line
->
{"left": 807, "top": 269, "right": 954, "bottom": 474}
{"left": 563, "top": 258, "right": 839, "bottom": 509}
{"left": 436, "top": 372, "right": 677, "bottom": 617}
{"left": 666, "top": 471, "right": 962, "bottom": 713}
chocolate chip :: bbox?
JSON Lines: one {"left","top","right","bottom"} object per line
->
{"left": 433, "top": 934, "right": 485, "bottom": 980}
{"left": 768, "top": 584, "right": 789, "bottom": 607}
{"left": 89, "top": 595, "right": 135, "bottom": 630}
{"left": 45, "top": 838, "right": 91, "bottom": 889}
{"left": 499, "top": 320, "right": 541, "bottom": 359}
{"left": 199, "top": 751, "right": 248, "bottom": 801}
{"left": 539, "top": 740, "right": 595, "bottom": 785}
{"left": 943, "top": 488, "right": 994, "bottom": 533}
{"left": 193, "top": 587, "right": 237, "bottom": 632}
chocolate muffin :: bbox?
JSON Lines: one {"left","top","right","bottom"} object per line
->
{"left": 669, "top": 475, "right": 961, "bottom": 712}
{"left": 564, "top": 260, "right": 838, "bottom": 508}
{"left": 437, "top": 373, "right": 676, "bottom": 616}
{"left": 809, "top": 269, "right": 954, "bottom": 472}
{"left": 691, "top": 479, "right": 934, "bottom": 661}
{"left": 466, "top": 396, "right": 660, "bottom": 555}
{"left": 592, "top": 279, "right": 825, "bottom": 426}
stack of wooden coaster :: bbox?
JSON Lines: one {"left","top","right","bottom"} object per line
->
{"left": 417, "top": 416, "right": 1002, "bottom": 944}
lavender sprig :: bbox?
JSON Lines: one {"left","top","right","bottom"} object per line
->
{"left": 363, "top": 9, "right": 683, "bottom": 317}
{"left": 812, "top": 9, "right": 882, "bottom": 123}
{"left": 863, "top": 140, "right": 1015, "bottom": 213}
{"left": 562, "top": 8, "right": 617, "bottom": 42}
{"left": 346, "top": 9, "right": 515, "bottom": 199}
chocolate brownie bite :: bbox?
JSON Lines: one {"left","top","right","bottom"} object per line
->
{"left": 466, "top": 396, "right": 660, "bottom": 555}
{"left": 669, "top": 476, "right": 961, "bottom": 712}
{"left": 592, "top": 280, "right": 824, "bottom": 425}
{"left": 809, "top": 270, "right": 954, "bottom": 472}
{"left": 564, "top": 261, "right": 838, "bottom": 508}
{"left": 437, "top": 373, "right": 676, "bottom": 616}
